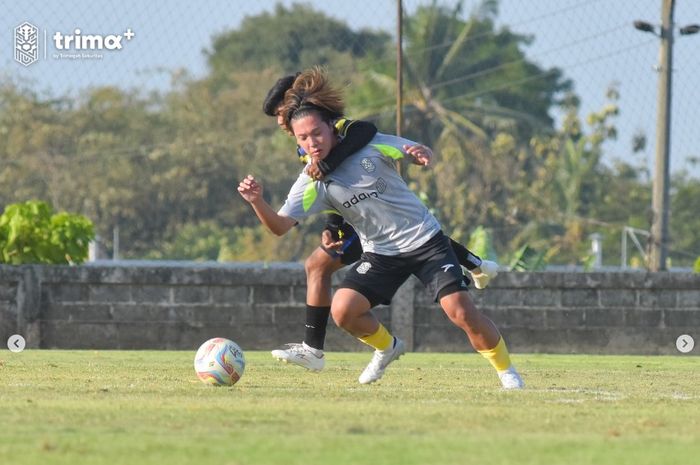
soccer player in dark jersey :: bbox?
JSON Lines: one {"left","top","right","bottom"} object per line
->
{"left": 261, "top": 72, "right": 498, "bottom": 372}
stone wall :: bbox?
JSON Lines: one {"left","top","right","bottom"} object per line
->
{"left": 1, "top": 263, "right": 698, "bottom": 354}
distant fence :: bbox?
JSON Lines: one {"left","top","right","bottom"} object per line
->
{"left": 1, "top": 264, "right": 698, "bottom": 355}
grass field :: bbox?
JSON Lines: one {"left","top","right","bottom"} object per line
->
{"left": 1, "top": 350, "right": 698, "bottom": 465}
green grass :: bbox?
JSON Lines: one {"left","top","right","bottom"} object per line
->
{"left": 1, "top": 351, "right": 698, "bottom": 465}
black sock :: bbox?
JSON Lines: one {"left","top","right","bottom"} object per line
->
{"left": 304, "top": 305, "right": 330, "bottom": 350}
{"left": 449, "top": 238, "right": 483, "bottom": 270}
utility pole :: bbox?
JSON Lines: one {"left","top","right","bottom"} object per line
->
{"left": 649, "top": 0, "right": 674, "bottom": 271}
{"left": 634, "top": 2, "right": 699, "bottom": 271}
{"left": 396, "top": 0, "right": 403, "bottom": 138}
{"left": 396, "top": 0, "right": 404, "bottom": 176}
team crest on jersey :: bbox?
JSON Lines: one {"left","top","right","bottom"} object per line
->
{"left": 356, "top": 262, "right": 372, "bottom": 275}
{"left": 375, "top": 177, "right": 387, "bottom": 193}
{"left": 360, "top": 158, "right": 376, "bottom": 173}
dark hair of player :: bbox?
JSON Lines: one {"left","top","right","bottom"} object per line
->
{"left": 262, "top": 72, "right": 299, "bottom": 116}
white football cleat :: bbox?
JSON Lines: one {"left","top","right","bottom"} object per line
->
{"left": 271, "top": 342, "right": 325, "bottom": 372}
{"left": 358, "top": 337, "right": 406, "bottom": 384}
{"left": 470, "top": 260, "right": 499, "bottom": 290}
{"left": 498, "top": 366, "right": 525, "bottom": 389}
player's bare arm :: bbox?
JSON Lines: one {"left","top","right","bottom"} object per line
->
{"left": 237, "top": 175, "right": 296, "bottom": 236}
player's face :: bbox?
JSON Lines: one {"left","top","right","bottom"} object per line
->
{"left": 276, "top": 113, "right": 285, "bottom": 128}
{"left": 275, "top": 108, "right": 286, "bottom": 130}
{"left": 291, "top": 112, "right": 335, "bottom": 160}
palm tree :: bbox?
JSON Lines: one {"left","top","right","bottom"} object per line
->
{"left": 350, "top": 0, "right": 570, "bottom": 240}
{"left": 354, "top": 0, "right": 568, "bottom": 147}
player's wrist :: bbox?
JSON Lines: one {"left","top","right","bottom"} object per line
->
{"left": 248, "top": 197, "right": 266, "bottom": 208}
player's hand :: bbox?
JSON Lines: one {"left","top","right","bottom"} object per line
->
{"left": 237, "top": 175, "right": 263, "bottom": 203}
{"left": 321, "top": 229, "right": 344, "bottom": 253}
{"left": 305, "top": 158, "right": 324, "bottom": 180}
{"left": 404, "top": 144, "right": 433, "bottom": 166}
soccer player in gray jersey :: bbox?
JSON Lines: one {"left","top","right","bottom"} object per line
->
{"left": 238, "top": 71, "right": 524, "bottom": 389}
{"left": 262, "top": 73, "right": 497, "bottom": 372}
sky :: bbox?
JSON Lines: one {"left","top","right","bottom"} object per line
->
{"left": 2, "top": 0, "right": 699, "bottom": 178}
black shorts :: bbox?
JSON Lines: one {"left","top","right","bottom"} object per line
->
{"left": 321, "top": 223, "right": 362, "bottom": 265}
{"left": 340, "top": 231, "right": 469, "bottom": 307}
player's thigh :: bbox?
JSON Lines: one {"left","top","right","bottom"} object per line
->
{"left": 340, "top": 253, "right": 410, "bottom": 308}
{"left": 412, "top": 235, "right": 465, "bottom": 301}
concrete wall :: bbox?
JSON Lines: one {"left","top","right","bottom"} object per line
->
{"left": 1, "top": 263, "right": 698, "bottom": 354}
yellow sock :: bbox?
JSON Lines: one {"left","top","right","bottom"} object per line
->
{"left": 477, "top": 337, "right": 512, "bottom": 372}
{"left": 359, "top": 323, "right": 393, "bottom": 351}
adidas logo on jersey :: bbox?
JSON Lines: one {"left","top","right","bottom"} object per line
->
{"left": 342, "top": 191, "right": 379, "bottom": 208}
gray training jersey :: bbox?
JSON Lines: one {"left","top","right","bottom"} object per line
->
{"left": 278, "top": 133, "right": 442, "bottom": 255}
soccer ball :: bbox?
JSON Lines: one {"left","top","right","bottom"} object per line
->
{"left": 194, "top": 337, "right": 246, "bottom": 386}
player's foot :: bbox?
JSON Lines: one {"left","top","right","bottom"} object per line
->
{"left": 271, "top": 342, "right": 325, "bottom": 371}
{"left": 498, "top": 366, "right": 525, "bottom": 389}
{"left": 358, "top": 337, "right": 406, "bottom": 384}
{"left": 470, "top": 260, "right": 499, "bottom": 290}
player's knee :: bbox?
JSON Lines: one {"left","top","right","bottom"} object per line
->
{"left": 330, "top": 307, "right": 350, "bottom": 328}
{"left": 448, "top": 307, "right": 479, "bottom": 331}
{"left": 305, "top": 249, "right": 334, "bottom": 278}
{"left": 442, "top": 293, "right": 480, "bottom": 330}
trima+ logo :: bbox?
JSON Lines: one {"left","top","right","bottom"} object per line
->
{"left": 52, "top": 28, "right": 135, "bottom": 50}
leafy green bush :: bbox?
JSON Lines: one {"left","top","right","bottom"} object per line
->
{"left": 0, "top": 200, "right": 94, "bottom": 265}
{"left": 694, "top": 256, "right": 700, "bottom": 273}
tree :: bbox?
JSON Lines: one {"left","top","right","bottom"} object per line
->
{"left": 507, "top": 89, "right": 620, "bottom": 264}
{"left": 669, "top": 174, "right": 700, "bottom": 266}
{"left": 349, "top": 0, "right": 570, "bottom": 244}
{"left": 205, "top": 3, "right": 389, "bottom": 76}
{"left": 3, "top": 3, "right": 694, "bottom": 266}
{"left": 0, "top": 83, "right": 168, "bottom": 257}
{"left": 354, "top": 1, "right": 569, "bottom": 138}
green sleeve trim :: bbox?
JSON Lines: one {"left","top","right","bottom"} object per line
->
{"left": 302, "top": 184, "right": 338, "bottom": 214}
{"left": 371, "top": 143, "right": 405, "bottom": 160}
{"left": 302, "top": 181, "right": 318, "bottom": 212}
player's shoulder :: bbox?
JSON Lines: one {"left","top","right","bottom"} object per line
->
{"left": 334, "top": 117, "right": 357, "bottom": 137}
{"left": 371, "top": 132, "right": 414, "bottom": 145}
{"left": 289, "top": 169, "right": 314, "bottom": 188}
{"left": 366, "top": 133, "right": 415, "bottom": 159}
